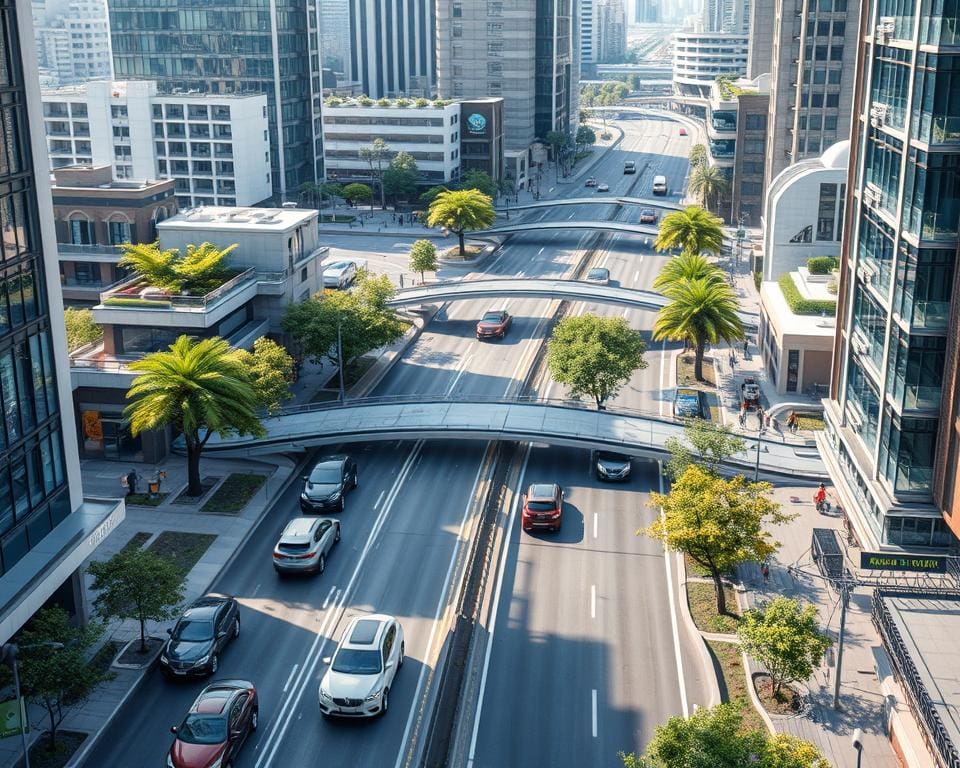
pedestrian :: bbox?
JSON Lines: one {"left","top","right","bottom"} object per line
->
{"left": 359, "top": 218, "right": 364, "bottom": 228}
{"left": 743, "top": 339, "right": 748, "bottom": 355}
{"left": 761, "top": 562, "right": 770, "bottom": 582}
{"left": 814, "top": 483, "right": 828, "bottom": 512}
{"left": 757, "top": 406, "right": 765, "bottom": 429}
{"left": 125, "top": 468, "right": 138, "bottom": 498}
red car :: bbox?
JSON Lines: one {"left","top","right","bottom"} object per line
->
{"left": 168, "top": 680, "right": 258, "bottom": 768}
{"left": 522, "top": 483, "right": 563, "bottom": 532}
{"left": 476, "top": 309, "right": 512, "bottom": 340}
{"left": 679, "top": 127, "right": 688, "bottom": 136}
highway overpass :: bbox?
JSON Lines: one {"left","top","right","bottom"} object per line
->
{"left": 496, "top": 197, "right": 685, "bottom": 214}
{"left": 475, "top": 221, "right": 661, "bottom": 239}
{"left": 197, "top": 396, "right": 825, "bottom": 480}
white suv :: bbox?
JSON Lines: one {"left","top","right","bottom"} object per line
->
{"left": 319, "top": 614, "right": 404, "bottom": 718}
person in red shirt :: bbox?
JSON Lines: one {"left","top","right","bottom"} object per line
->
{"left": 814, "top": 483, "right": 827, "bottom": 510}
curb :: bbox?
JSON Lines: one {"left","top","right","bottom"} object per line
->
{"left": 676, "top": 551, "right": 723, "bottom": 708}
{"left": 557, "top": 123, "right": 625, "bottom": 186}
{"left": 743, "top": 656, "right": 778, "bottom": 734}
{"left": 437, "top": 242, "right": 499, "bottom": 268}
{"left": 350, "top": 309, "right": 434, "bottom": 398}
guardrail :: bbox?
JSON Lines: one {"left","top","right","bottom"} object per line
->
{"left": 99, "top": 267, "right": 257, "bottom": 309}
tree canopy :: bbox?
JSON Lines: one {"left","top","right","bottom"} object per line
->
{"left": 642, "top": 465, "right": 792, "bottom": 613}
{"left": 460, "top": 169, "right": 497, "bottom": 198}
{"left": 359, "top": 138, "right": 390, "bottom": 208}
{"left": 575, "top": 124, "right": 597, "bottom": 154}
{"left": 652, "top": 252, "right": 725, "bottom": 292}
{"left": 688, "top": 143, "right": 708, "bottom": 168}
{"left": 426, "top": 188, "right": 496, "bottom": 258}
{"left": 663, "top": 420, "right": 746, "bottom": 481}
{"left": 408, "top": 239, "right": 438, "bottom": 282}
{"left": 690, "top": 164, "right": 732, "bottom": 214}
{"left": 237, "top": 336, "right": 294, "bottom": 413}
{"left": 383, "top": 151, "right": 419, "bottom": 201}
{"left": 547, "top": 314, "right": 647, "bottom": 408}
{"left": 654, "top": 206, "right": 725, "bottom": 256}
{"left": 64, "top": 306, "right": 103, "bottom": 352}
{"left": 118, "top": 241, "right": 238, "bottom": 296}
{"left": 342, "top": 182, "right": 373, "bottom": 207}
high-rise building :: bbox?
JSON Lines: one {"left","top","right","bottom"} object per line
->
{"left": 595, "top": 0, "right": 627, "bottom": 63}
{"left": 580, "top": 0, "right": 595, "bottom": 65}
{"left": 348, "top": 0, "right": 435, "bottom": 98}
{"left": 763, "top": 0, "right": 860, "bottom": 190}
{"left": 701, "top": 0, "right": 749, "bottom": 34}
{"left": 0, "top": 0, "right": 123, "bottom": 644}
{"left": 319, "top": 0, "right": 351, "bottom": 75}
{"left": 109, "top": 0, "right": 320, "bottom": 199}
{"left": 672, "top": 31, "right": 748, "bottom": 97}
{"left": 822, "top": 4, "right": 960, "bottom": 550}
{"left": 436, "top": 0, "right": 577, "bottom": 159}
{"left": 32, "top": 0, "right": 112, "bottom": 86}
{"left": 634, "top": 0, "right": 661, "bottom": 24}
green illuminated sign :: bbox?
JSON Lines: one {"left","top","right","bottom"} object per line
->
{"left": 859, "top": 552, "right": 947, "bottom": 573}
{"left": 0, "top": 697, "right": 26, "bottom": 738}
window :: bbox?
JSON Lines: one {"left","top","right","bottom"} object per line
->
{"left": 452, "top": 22, "right": 462, "bottom": 37}
{"left": 826, "top": 93, "right": 840, "bottom": 108}
{"left": 817, "top": 20, "right": 830, "bottom": 36}
{"left": 486, "top": 22, "right": 503, "bottom": 34}
{"left": 815, "top": 45, "right": 828, "bottom": 60}
{"left": 816, "top": 183, "right": 837, "bottom": 241}
{"left": 69, "top": 218, "right": 95, "bottom": 245}
{"left": 111, "top": 105, "right": 127, "bottom": 118}
{"left": 830, "top": 46, "right": 844, "bottom": 61}
{"left": 811, "top": 93, "right": 824, "bottom": 107}
{"left": 452, "top": 1, "right": 461, "bottom": 16}
{"left": 832, "top": 21, "right": 845, "bottom": 36}
{"left": 824, "top": 115, "right": 838, "bottom": 130}
{"left": 786, "top": 350, "right": 800, "bottom": 392}
{"left": 745, "top": 114, "right": 766, "bottom": 131}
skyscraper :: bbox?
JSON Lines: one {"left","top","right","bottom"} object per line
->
{"left": 634, "top": 0, "right": 661, "bottom": 24}
{"left": 701, "top": 0, "right": 749, "bottom": 34}
{"left": 348, "top": 0, "right": 435, "bottom": 98}
{"left": 580, "top": 0, "right": 595, "bottom": 65}
{"left": 32, "top": 0, "right": 112, "bottom": 86}
{"left": 320, "top": 0, "right": 351, "bottom": 75}
{"left": 109, "top": 0, "right": 321, "bottom": 198}
{"left": 595, "top": 0, "right": 627, "bottom": 63}
{"left": 822, "top": 3, "right": 960, "bottom": 550}
{"left": 0, "top": 0, "right": 123, "bottom": 643}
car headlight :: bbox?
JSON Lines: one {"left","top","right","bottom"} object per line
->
{"left": 365, "top": 687, "right": 383, "bottom": 702}
{"left": 160, "top": 653, "right": 168, "bottom": 664}
{"left": 330, "top": 490, "right": 342, "bottom": 500}
{"left": 197, "top": 654, "right": 211, "bottom": 666}
{"left": 319, "top": 687, "right": 332, "bottom": 702}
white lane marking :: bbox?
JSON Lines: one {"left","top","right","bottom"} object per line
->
{"left": 282, "top": 664, "right": 299, "bottom": 693}
{"left": 658, "top": 341, "right": 668, "bottom": 418}
{"left": 659, "top": 465, "right": 690, "bottom": 718}
{"left": 321, "top": 584, "right": 336, "bottom": 610}
{"left": 446, "top": 353, "right": 473, "bottom": 396}
{"left": 593, "top": 511, "right": 598, "bottom": 539}
{"left": 537, "top": 246, "right": 545, "bottom": 255}
{"left": 251, "top": 583, "right": 261, "bottom": 598}
{"left": 393, "top": 454, "right": 487, "bottom": 768}
{"left": 592, "top": 689, "right": 598, "bottom": 738}
{"left": 591, "top": 585, "right": 597, "bottom": 619}
{"left": 374, "top": 490, "right": 385, "bottom": 510}
{"left": 255, "top": 443, "right": 424, "bottom": 768}
{"left": 467, "top": 447, "right": 532, "bottom": 765}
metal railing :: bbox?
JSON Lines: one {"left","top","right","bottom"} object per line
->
{"left": 57, "top": 242, "right": 123, "bottom": 258}
{"left": 99, "top": 267, "right": 257, "bottom": 309}
{"left": 872, "top": 591, "right": 960, "bottom": 768}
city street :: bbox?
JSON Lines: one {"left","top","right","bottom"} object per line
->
{"left": 79, "top": 116, "right": 709, "bottom": 768}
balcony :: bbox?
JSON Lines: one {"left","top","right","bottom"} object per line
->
{"left": 58, "top": 243, "right": 124, "bottom": 262}
{"left": 709, "top": 140, "right": 735, "bottom": 158}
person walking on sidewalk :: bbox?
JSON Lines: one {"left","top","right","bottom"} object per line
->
{"left": 814, "top": 483, "right": 829, "bottom": 513}
{"left": 125, "top": 469, "right": 138, "bottom": 498}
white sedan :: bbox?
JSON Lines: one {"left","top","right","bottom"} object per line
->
{"left": 596, "top": 182, "right": 610, "bottom": 192}
{"left": 322, "top": 261, "right": 358, "bottom": 289}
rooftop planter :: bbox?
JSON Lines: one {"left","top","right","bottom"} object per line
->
{"left": 99, "top": 268, "right": 256, "bottom": 310}
{"left": 325, "top": 95, "right": 450, "bottom": 109}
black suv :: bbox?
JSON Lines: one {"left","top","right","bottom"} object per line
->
{"left": 160, "top": 594, "right": 240, "bottom": 678}
{"left": 301, "top": 455, "right": 358, "bottom": 513}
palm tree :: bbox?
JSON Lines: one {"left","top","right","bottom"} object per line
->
{"left": 427, "top": 188, "right": 496, "bottom": 258}
{"left": 654, "top": 206, "right": 725, "bottom": 257}
{"left": 653, "top": 279, "right": 744, "bottom": 381}
{"left": 125, "top": 336, "right": 263, "bottom": 496}
{"left": 689, "top": 164, "right": 731, "bottom": 214}
{"left": 653, "top": 252, "right": 725, "bottom": 292}
{"left": 118, "top": 241, "right": 237, "bottom": 295}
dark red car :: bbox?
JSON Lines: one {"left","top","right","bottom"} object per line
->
{"left": 476, "top": 309, "right": 512, "bottom": 340}
{"left": 522, "top": 483, "right": 563, "bottom": 532}
{"left": 168, "top": 680, "right": 258, "bottom": 768}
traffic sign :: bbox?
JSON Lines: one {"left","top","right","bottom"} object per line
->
{"left": 859, "top": 551, "right": 947, "bottom": 573}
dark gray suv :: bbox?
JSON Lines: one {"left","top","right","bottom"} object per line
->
{"left": 300, "top": 455, "right": 358, "bottom": 513}
{"left": 160, "top": 594, "right": 240, "bottom": 678}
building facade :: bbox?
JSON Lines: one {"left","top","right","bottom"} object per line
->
{"left": 672, "top": 32, "right": 748, "bottom": 97}
{"left": 32, "top": 0, "right": 112, "bottom": 86}
{"left": 0, "top": 0, "right": 123, "bottom": 644}
{"left": 822, "top": 2, "right": 959, "bottom": 550}
{"left": 319, "top": 0, "right": 351, "bottom": 76}
{"left": 459, "top": 97, "right": 505, "bottom": 183}
{"left": 595, "top": 0, "right": 627, "bottom": 63}
{"left": 580, "top": 0, "right": 595, "bottom": 64}
{"left": 634, "top": 0, "right": 661, "bottom": 24}
{"left": 109, "top": 0, "right": 319, "bottom": 198}
{"left": 41, "top": 80, "right": 272, "bottom": 208}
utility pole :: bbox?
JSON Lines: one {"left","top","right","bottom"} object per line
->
{"left": 754, "top": 424, "right": 764, "bottom": 482}
{"left": 834, "top": 578, "right": 851, "bottom": 710}
{"left": 1, "top": 643, "right": 29, "bottom": 768}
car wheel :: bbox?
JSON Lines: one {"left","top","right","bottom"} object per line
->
{"left": 335, "top": 524, "right": 341, "bottom": 543}
{"left": 210, "top": 654, "right": 219, "bottom": 674}
{"left": 318, "top": 554, "right": 326, "bottom": 574}
{"left": 398, "top": 642, "right": 405, "bottom": 668}
{"left": 251, "top": 708, "right": 259, "bottom": 731}
{"left": 233, "top": 617, "right": 240, "bottom": 639}
{"left": 381, "top": 688, "right": 389, "bottom": 716}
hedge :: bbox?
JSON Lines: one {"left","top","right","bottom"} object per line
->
{"left": 778, "top": 273, "right": 836, "bottom": 315}
{"left": 807, "top": 256, "right": 839, "bottom": 274}
{"left": 753, "top": 271, "right": 762, "bottom": 291}
{"left": 103, "top": 297, "right": 172, "bottom": 309}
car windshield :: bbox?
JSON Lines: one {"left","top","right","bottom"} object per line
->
{"left": 598, "top": 452, "right": 629, "bottom": 463}
{"left": 587, "top": 269, "right": 608, "bottom": 280}
{"left": 309, "top": 467, "right": 341, "bottom": 484}
{"left": 171, "top": 619, "right": 213, "bottom": 642}
{"left": 332, "top": 648, "right": 382, "bottom": 675}
{"left": 176, "top": 714, "right": 227, "bottom": 745}
{"left": 481, "top": 312, "right": 503, "bottom": 323}
{"left": 527, "top": 500, "right": 557, "bottom": 511}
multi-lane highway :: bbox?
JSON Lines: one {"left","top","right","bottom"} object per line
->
{"left": 81, "top": 115, "right": 708, "bottom": 768}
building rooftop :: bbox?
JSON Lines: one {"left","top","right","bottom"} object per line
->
{"left": 760, "top": 276, "right": 837, "bottom": 338}
{"left": 51, "top": 164, "right": 173, "bottom": 193}
{"left": 158, "top": 206, "right": 317, "bottom": 232}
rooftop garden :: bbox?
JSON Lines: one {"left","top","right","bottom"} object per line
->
{"left": 324, "top": 95, "right": 450, "bottom": 109}
{"left": 777, "top": 273, "right": 836, "bottom": 316}
{"left": 715, "top": 75, "right": 758, "bottom": 100}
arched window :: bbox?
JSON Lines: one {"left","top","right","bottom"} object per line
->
{"left": 67, "top": 212, "right": 96, "bottom": 245}
{"left": 106, "top": 213, "right": 133, "bottom": 245}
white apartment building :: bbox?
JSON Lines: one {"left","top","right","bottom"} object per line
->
{"left": 41, "top": 80, "right": 272, "bottom": 208}
{"left": 322, "top": 99, "right": 462, "bottom": 186}
{"left": 673, "top": 32, "right": 748, "bottom": 97}
{"left": 595, "top": 0, "right": 627, "bottom": 63}
{"left": 32, "top": 0, "right": 112, "bottom": 85}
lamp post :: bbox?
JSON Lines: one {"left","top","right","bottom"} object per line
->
{"left": 852, "top": 728, "right": 864, "bottom": 767}
{"left": 754, "top": 423, "right": 765, "bottom": 482}
{"left": 336, "top": 317, "right": 346, "bottom": 403}
{"left": 2, "top": 641, "right": 64, "bottom": 768}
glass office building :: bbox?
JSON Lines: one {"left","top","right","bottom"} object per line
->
{"left": 822, "top": 0, "right": 960, "bottom": 549}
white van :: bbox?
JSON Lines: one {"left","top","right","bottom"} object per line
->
{"left": 652, "top": 175, "right": 668, "bottom": 196}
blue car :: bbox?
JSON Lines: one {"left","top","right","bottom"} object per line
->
{"left": 673, "top": 388, "right": 702, "bottom": 419}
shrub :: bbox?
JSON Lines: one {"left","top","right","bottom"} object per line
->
{"left": 807, "top": 256, "right": 839, "bottom": 274}
{"left": 395, "top": 98, "right": 411, "bottom": 107}
{"left": 414, "top": 98, "right": 429, "bottom": 108}
{"left": 778, "top": 274, "right": 836, "bottom": 315}
{"left": 753, "top": 271, "right": 762, "bottom": 291}
{"left": 324, "top": 96, "right": 342, "bottom": 107}
{"left": 376, "top": 97, "right": 390, "bottom": 107}
{"left": 356, "top": 95, "right": 373, "bottom": 106}
{"left": 827, "top": 281, "right": 838, "bottom": 294}
{"left": 432, "top": 99, "right": 448, "bottom": 107}
{"left": 103, "top": 297, "right": 172, "bottom": 308}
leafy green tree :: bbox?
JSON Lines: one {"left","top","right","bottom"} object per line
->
{"left": 342, "top": 182, "right": 373, "bottom": 209}
{"left": 760, "top": 734, "right": 832, "bottom": 768}
{"left": 359, "top": 137, "right": 390, "bottom": 208}
{"left": 282, "top": 270, "right": 406, "bottom": 372}
{"left": 544, "top": 130, "right": 566, "bottom": 165}
{"left": 664, "top": 420, "right": 746, "bottom": 481}
{"left": 653, "top": 278, "right": 744, "bottom": 381}
{"left": 383, "top": 151, "right": 419, "bottom": 201}
{"left": 738, "top": 596, "right": 833, "bottom": 698}
{"left": 298, "top": 181, "right": 321, "bottom": 209}
{"left": 419, "top": 185, "right": 450, "bottom": 205}
{"left": 546, "top": 314, "right": 647, "bottom": 409}
{"left": 690, "top": 164, "right": 731, "bottom": 214}
{"left": 118, "top": 241, "right": 238, "bottom": 296}
{"left": 643, "top": 465, "right": 792, "bottom": 614}
{"left": 652, "top": 252, "right": 725, "bottom": 292}
{"left": 15, "top": 607, "right": 107, "bottom": 750}
{"left": 459, "top": 168, "right": 496, "bottom": 198}
{"left": 688, "top": 143, "right": 708, "bottom": 168}
{"left": 64, "top": 306, "right": 103, "bottom": 352}
{"left": 88, "top": 547, "right": 186, "bottom": 654}
{"left": 319, "top": 182, "right": 344, "bottom": 213}
{"left": 125, "top": 336, "right": 264, "bottom": 495}
{"left": 654, "top": 206, "right": 725, "bottom": 256}
{"left": 408, "top": 239, "right": 438, "bottom": 282}
{"left": 426, "top": 188, "right": 496, "bottom": 258}
{"left": 575, "top": 124, "right": 597, "bottom": 155}
{"left": 237, "top": 336, "right": 294, "bottom": 413}
{"left": 580, "top": 84, "right": 598, "bottom": 107}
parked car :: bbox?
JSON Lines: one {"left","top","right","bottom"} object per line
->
{"left": 584, "top": 177, "right": 598, "bottom": 187}
{"left": 594, "top": 451, "right": 632, "bottom": 482}
{"left": 273, "top": 516, "right": 341, "bottom": 575}
{"left": 167, "top": 680, "right": 258, "bottom": 768}
{"left": 639, "top": 208, "right": 658, "bottom": 224}
{"left": 596, "top": 182, "right": 610, "bottom": 192}
{"left": 741, "top": 377, "right": 761, "bottom": 407}
{"left": 322, "top": 261, "right": 358, "bottom": 289}
{"left": 300, "top": 455, "right": 357, "bottom": 513}
{"left": 476, "top": 309, "right": 512, "bottom": 340}
{"left": 160, "top": 595, "right": 241, "bottom": 678}
{"left": 585, "top": 267, "right": 610, "bottom": 285}
{"left": 319, "top": 614, "right": 404, "bottom": 718}
{"left": 522, "top": 483, "right": 564, "bottom": 532}
{"left": 673, "top": 388, "right": 702, "bottom": 419}
{"left": 678, "top": 127, "right": 688, "bottom": 136}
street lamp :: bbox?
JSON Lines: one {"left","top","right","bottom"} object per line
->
{"left": 852, "top": 729, "right": 864, "bottom": 767}
{"left": 1, "top": 641, "right": 64, "bottom": 768}
{"left": 753, "top": 423, "right": 765, "bottom": 482}
{"left": 336, "top": 317, "right": 346, "bottom": 403}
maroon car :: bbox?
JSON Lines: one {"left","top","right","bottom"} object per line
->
{"left": 168, "top": 680, "right": 258, "bottom": 768}
{"left": 476, "top": 309, "right": 512, "bottom": 340}
{"left": 522, "top": 483, "right": 563, "bottom": 532}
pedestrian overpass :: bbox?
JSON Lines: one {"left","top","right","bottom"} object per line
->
{"left": 474, "top": 221, "right": 661, "bottom": 239}
{"left": 197, "top": 396, "right": 825, "bottom": 480}
{"left": 495, "top": 197, "right": 685, "bottom": 214}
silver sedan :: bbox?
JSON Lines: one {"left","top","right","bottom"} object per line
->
{"left": 273, "top": 516, "right": 341, "bottom": 575}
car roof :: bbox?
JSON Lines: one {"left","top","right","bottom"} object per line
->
{"left": 676, "top": 388, "right": 699, "bottom": 397}
{"left": 327, "top": 261, "right": 354, "bottom": 270}
{"left": 182, "top": 603, "right": 219, "bottom": 621}
{"left": 528, "top": 483, "right": 559, "bottom": 498}
{"left": 192, "top": 681, "right": 252, "bottom": 714}
{"left": 342, "top": 614, "right": 393, "bottom": 648}
{"left": 281, "top": 517, "right": 322, "bottom": 538}
{"left": 190, "top": 594, "right": 231, "bottom": 611}
{"left": 313, "top": 455, "right": 348, "bottom": 469}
